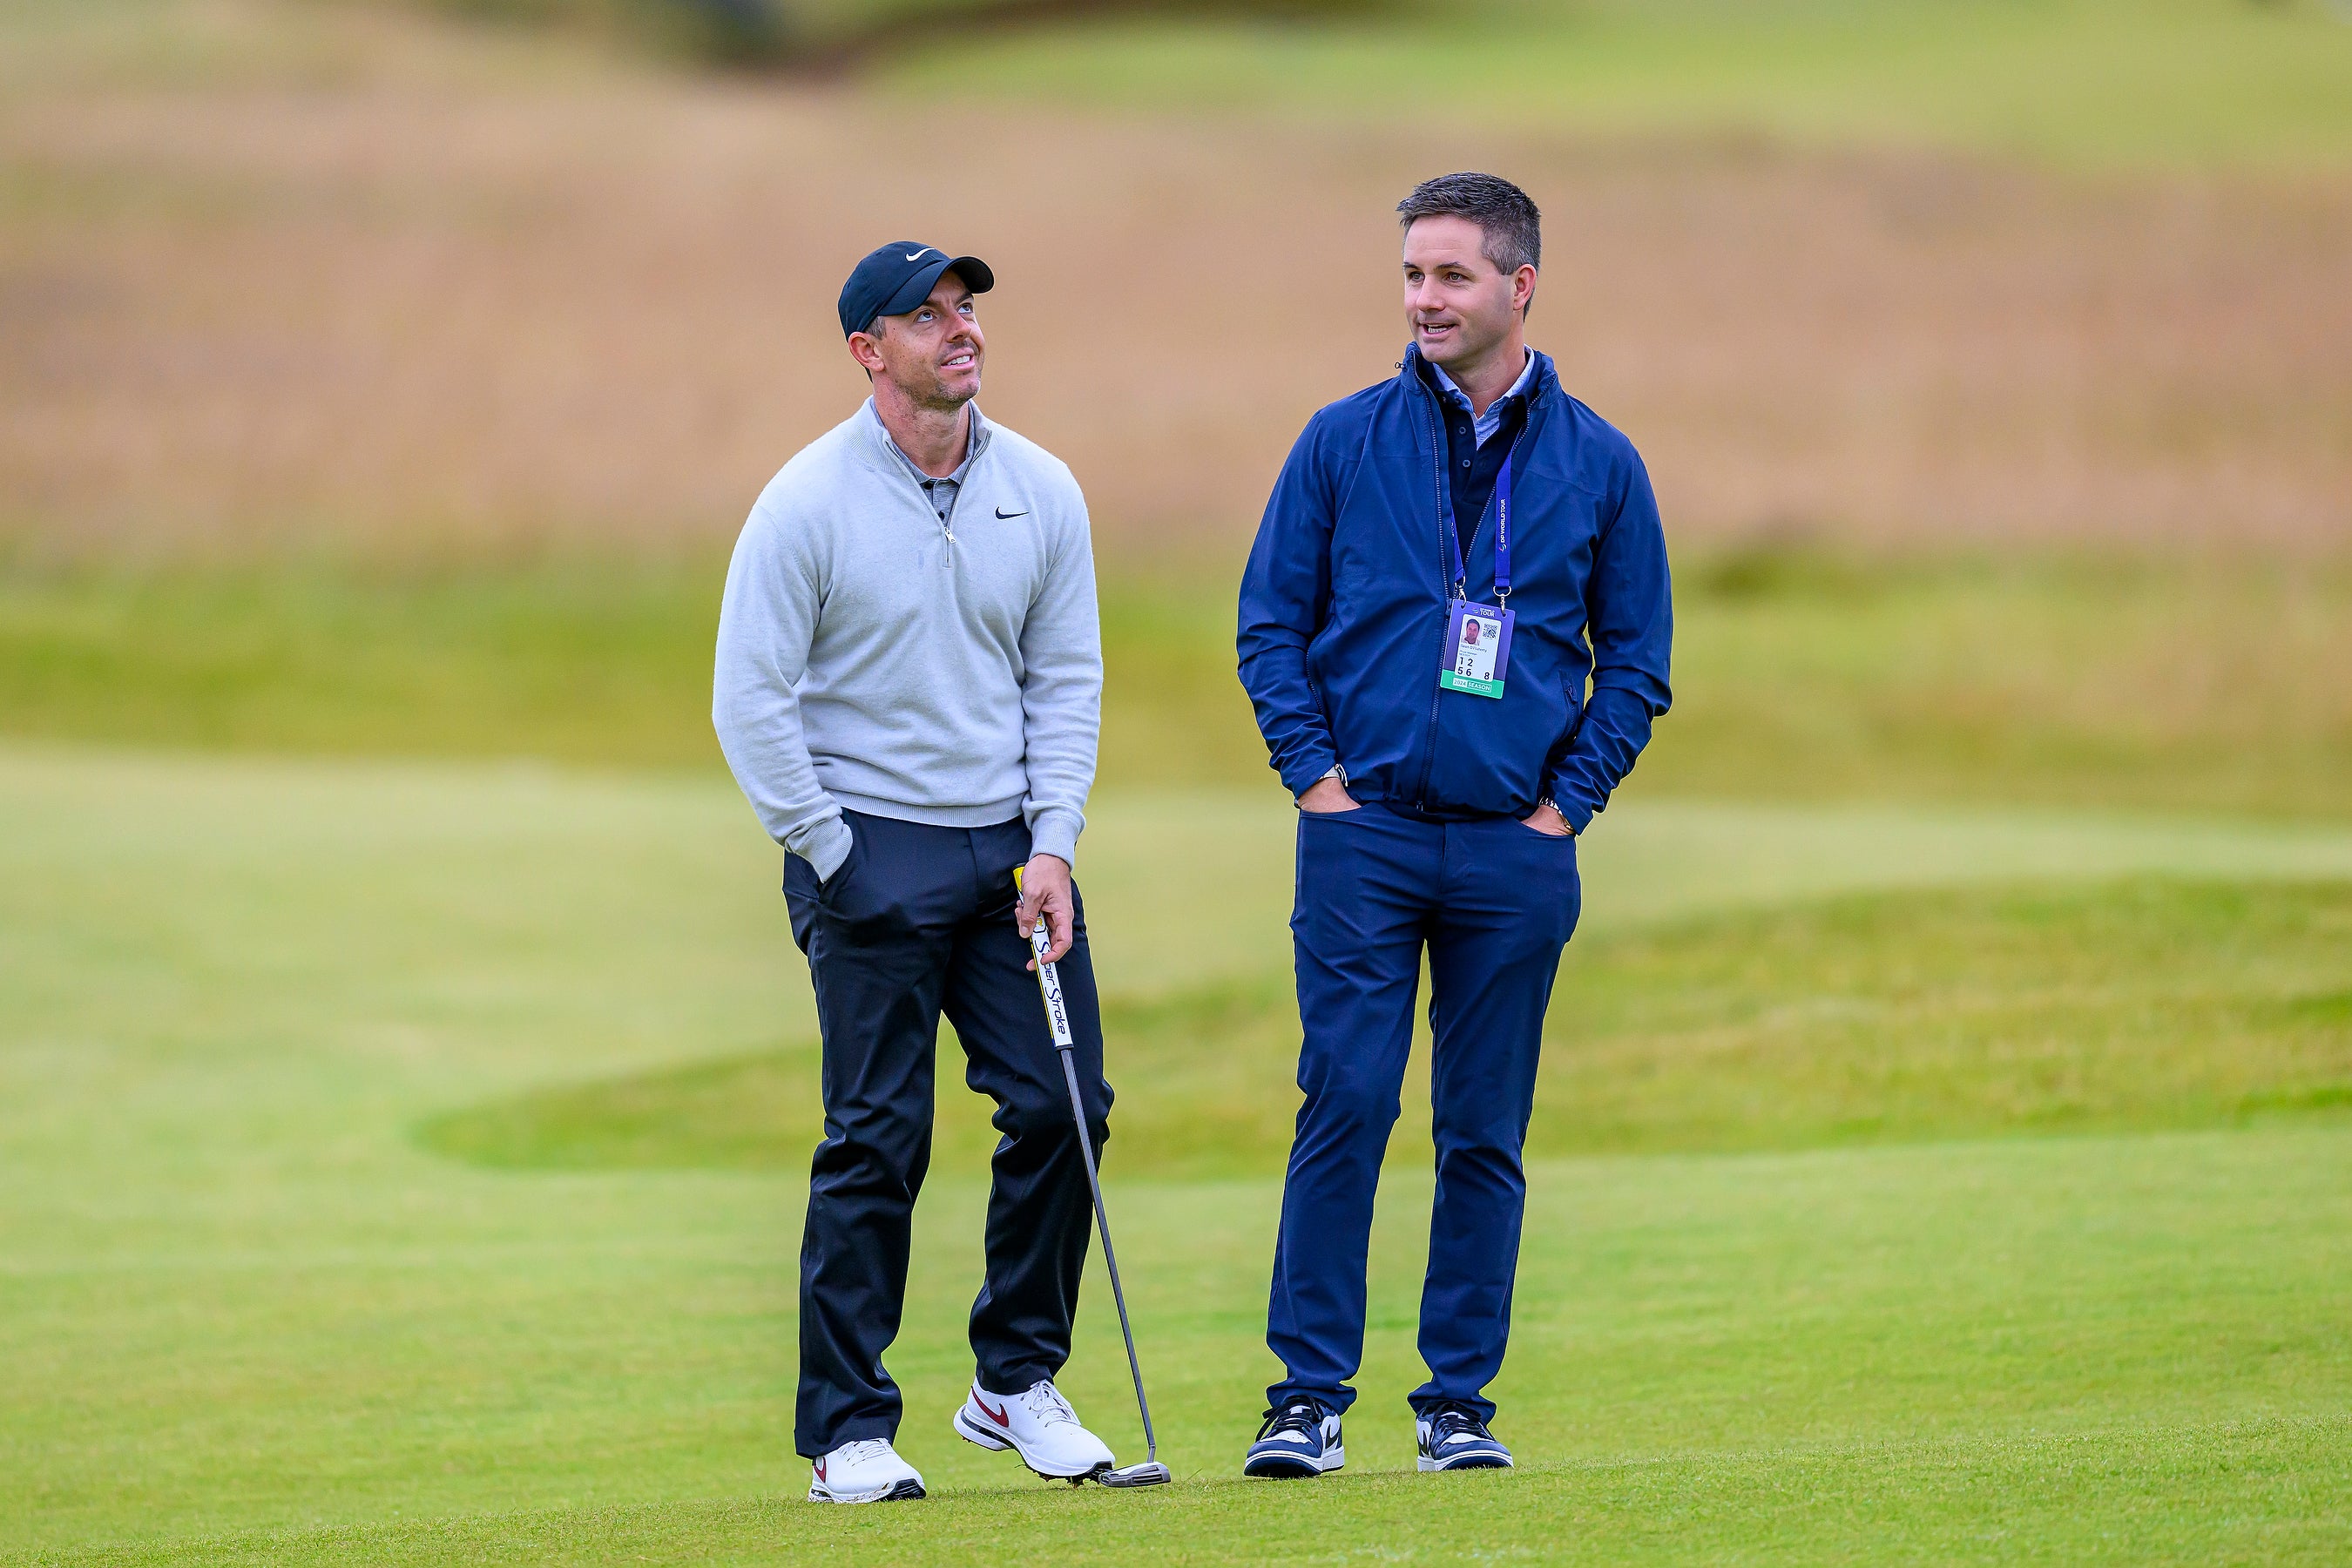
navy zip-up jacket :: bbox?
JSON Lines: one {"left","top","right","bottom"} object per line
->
{"left": 1236, "top": 346, "right": 1673, "bottom": 831}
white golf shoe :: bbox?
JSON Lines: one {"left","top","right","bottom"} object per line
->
{"left": 807, "top": 1436, "right": 925, "bottom": 1504}
{"left": 954, "top": 1378, "right": 1118, "bottom": 1481}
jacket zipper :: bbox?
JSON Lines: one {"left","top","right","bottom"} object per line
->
{"left": 943, "top": 418, "right": 993, "bottom": 551}
{"left": 1407, "top": 355, "right": 1551, "bottom": 813}
{"left": 1411, "top": 368, "right": 1448, "bottom": 811}
{"left": 909, "top": 462, "right": 963, "bottom": 554}
{"left": 890, "top": 420, "right": 982, "bottom": 554}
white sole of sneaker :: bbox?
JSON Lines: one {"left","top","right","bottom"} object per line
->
{"left": 1416, "top": 1453, "right": 1512, "bottom": 1472}
{"left": 953, "top": 1406, "right": 1106, "bottom": 1483}
{"left": 807, "top": 1477, "right": 926, "bottom": 1504}
{"left": 1243, "top": 1443, "right": 1344, "bottom": 1478}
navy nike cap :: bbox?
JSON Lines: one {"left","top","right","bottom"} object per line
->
{"left": 838, "top": 242, "right": 995, "bottom": 338}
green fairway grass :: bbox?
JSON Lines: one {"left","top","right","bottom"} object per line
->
{"left": 5, "top": 744, "right": 2351, "bottom": 1561}
{"left": 60, "top": 1410, "right": 2352, "bottom": 1565}
{"left": 885, "top": 0, "right": 2352, "bottom": 172}
{"left": 424, "top": 875, "right": 2352, "bottom": 1175}
{"left": 6, "top": 551, "right": 2349, "bottom": 819}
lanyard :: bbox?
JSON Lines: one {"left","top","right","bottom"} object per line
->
{"left": 1443, "top": 444, "right": 1515, "bottom": 605}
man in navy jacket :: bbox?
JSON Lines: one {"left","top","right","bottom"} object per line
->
{"left": 1235, "top": 172, "right": 1673, "bottom": 1478}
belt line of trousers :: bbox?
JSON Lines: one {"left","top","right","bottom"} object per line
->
{"left": 783, "top": 807, "right": 1112, "bottom": 1457}
{"left": 1267, "top": 801, "right": 1581, "bottom": 1423}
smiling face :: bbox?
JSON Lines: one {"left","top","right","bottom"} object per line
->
{"left": 848, "top": 274, "right": 985, "bottom": 409}
{"left": 1402, "top": 214, "right": 1536, "bottom": 374}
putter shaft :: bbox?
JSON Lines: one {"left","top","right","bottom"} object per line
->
{"left": 1017, "top": 871, "right": 1159, "bottom": 1469}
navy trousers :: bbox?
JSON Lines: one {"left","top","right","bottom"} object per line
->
{"left": 1267, "top": 802, "right": 1581, "bottom": 1423}
{"left": 783, "top": 808, "right": 1112, "bottom": 1457}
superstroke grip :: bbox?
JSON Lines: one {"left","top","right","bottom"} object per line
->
{"left": 1031, "top": 924, "right": 1077, "bottom": 1051}
{"left": 1014, "top": 867, "right": 1078, "bottom": 1052}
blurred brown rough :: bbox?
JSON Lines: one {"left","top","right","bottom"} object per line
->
{"left": 3, "top": 70, "right": 2348, "bottom": 561}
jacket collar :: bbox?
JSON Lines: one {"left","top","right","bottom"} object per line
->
{"left": 859, "top": 395, "right": 991, "bottom": 482}
{"left": 1401, "top": 341, "right": 1556, "bottom": 410}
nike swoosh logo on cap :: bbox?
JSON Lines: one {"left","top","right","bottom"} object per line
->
{"left": 905, "top": 250, "right": 930, "bottom": 260}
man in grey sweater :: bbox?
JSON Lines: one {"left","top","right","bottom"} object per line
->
{"left": 713, "top": 243, "right": 1118, "bottom": 1504}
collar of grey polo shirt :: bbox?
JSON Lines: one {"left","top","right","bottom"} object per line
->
{"left": 866, "top": 398, "right": 993, "bottom": 528}
{"left": 1430, "top": 349, "right": 1538, "bottom": 448}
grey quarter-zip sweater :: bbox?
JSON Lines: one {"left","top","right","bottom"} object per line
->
{"left": 713, "top": 399, "right": 1101, "bottom": 882}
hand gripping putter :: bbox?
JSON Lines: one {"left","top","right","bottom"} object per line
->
{"left": 1012, "top": 867, "right": 1171, "bottom": 1488}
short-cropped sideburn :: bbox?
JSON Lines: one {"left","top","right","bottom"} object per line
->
{"left": 1396, "top": 172, "right": 1542, "bottom": 276}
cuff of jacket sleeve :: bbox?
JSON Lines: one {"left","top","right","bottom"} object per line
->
{"left": 1026, "top": 807, "right": 1083, "bottom": 868}
{"left": 1548, "top": 787, "right": 1598, "bottom": 835}
{"left": 1278, "top": 747, "right": 1342, "bottom": 799}
{"left": 794, "top": 815, "right": 855, "bottom": 883}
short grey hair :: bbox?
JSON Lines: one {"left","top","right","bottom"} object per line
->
{"left": 1396, "top": 172, "right": 1542, "bottom": 276}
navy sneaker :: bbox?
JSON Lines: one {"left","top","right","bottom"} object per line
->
{"left": 1243, "top": 1396, "right": 1344, "bottom": 1477}
{"left": 1416, "top": 1403, "right": 1512, "bottom": 1470}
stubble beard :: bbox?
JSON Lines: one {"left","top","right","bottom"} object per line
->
{"left": 911, "top": 358, "right": 980, "bottom": 413}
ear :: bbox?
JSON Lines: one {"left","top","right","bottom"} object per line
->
{"left": 847, "top": 330, "right": 887, "bottom": 375}
{"left": 1512, "top": 264, "right": 1538, "bottom": 316}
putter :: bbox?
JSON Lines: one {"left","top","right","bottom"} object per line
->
{"left": 1014, "top": 867, "right": 1172, "bottom": 1489}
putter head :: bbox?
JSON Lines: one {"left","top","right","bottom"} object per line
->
{"left": 1098, "top": 1460, "right": 1172, "bottom": 1488}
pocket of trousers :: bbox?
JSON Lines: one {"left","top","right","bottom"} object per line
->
{"left": 814, "top": 830, "right": 867, "bottom": 913}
